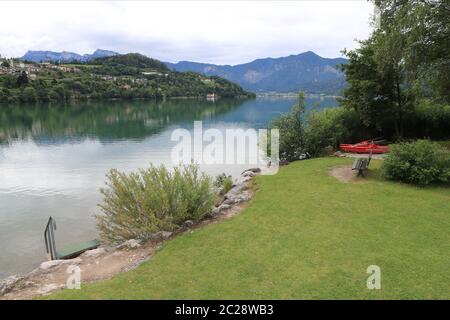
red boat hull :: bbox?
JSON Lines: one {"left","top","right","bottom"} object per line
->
{"left": 339, "top": 141, "right": 390, "bottom": 154}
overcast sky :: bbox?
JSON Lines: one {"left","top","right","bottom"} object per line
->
{"left": 0, "top": 1, "right": 374, "bottom": 65}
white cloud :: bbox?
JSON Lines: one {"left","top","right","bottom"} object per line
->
{"left": 0, "top": 0, "right": 374, "bottom": 64}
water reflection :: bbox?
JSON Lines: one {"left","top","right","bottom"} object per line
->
{"left": 0, "top": 99, "right": 245, "bottom": 144}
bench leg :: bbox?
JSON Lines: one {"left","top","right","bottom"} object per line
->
{"left": 357, "top": 169, "right": 364, "bottom": 177}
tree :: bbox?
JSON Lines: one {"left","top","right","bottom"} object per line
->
{"left": 1, "top": 60, "right": 10, "bottom": 68}
{"left": 270, "top": 92, "right": 307, "bottom": 161}
{"left": 16, "top": 71, "right": 29, "bottom": 87}
{"left": 341, "top": 34, "right": 410, "bottom": 138}
{"left": 341, "top": 0, "right": 450, "bottom": 139}
{"left": 373, "top": 0, "right": 450, "bottom": 103}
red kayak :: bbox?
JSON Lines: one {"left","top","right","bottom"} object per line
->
{"left": 340, "top": 140, "right": 390, "bottom": 154}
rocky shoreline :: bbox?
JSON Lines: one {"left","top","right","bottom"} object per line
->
{"left": 0, "top": 168, "right": 260, "bottom": 300}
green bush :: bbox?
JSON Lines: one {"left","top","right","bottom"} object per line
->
{"left": 381, "top": 140, "right": 450, "bottom": 186}
{"left": 304, "top": 106, "right": 373, "bottom": 156}
{"left": 306, "top": 107, "right": 349, "bottom": 156}
{"left": 96, "top": 163, "right": 215, "bottom": 243}
{"left": 214, "top": 173, "right": 233, "bottom": 195}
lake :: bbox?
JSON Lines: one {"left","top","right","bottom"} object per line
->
{"left": 0, "top": 96, "right": 337, "bottom": 278}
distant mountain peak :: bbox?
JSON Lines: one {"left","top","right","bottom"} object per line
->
{"left": 300, "top": 50, "right": 318, "bottom": 56}
{"left": 93, "top": 49, "right": 117, "bottom": 54}
{"left": 21, "top": 49, "right": 119, "bottom": 63}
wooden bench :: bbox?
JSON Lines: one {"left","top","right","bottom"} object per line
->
{"left": 352, "top": 158, "right": 370, "bottom": 177}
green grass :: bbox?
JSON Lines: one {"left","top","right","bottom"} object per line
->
{"left": 47, "top": 158, "right": 450, "bottom": 299}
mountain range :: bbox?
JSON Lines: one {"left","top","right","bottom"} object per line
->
{"left": 165, "top": 52, "right": 348, "bottom": 95}
{"left": 20, "top": 50, "right": 348, "bottom": 94}
{"left": 21, "top": 49, "right": 119, "bottom": 63}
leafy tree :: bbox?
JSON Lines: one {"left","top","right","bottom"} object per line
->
{"left": 270, "top": 92, "right": 307, "bottom": 161}
{"left": 374, "top": 0, "right": 450, "bottom": 103}
{"left": 341, "top": 0, "right": 450, "bottom": 139}
{"left": 1, "top": 60, "right": 10, "bottom": 68}
{"left": 16, "top": 71, "right": 29, "bottom": 87}
{"left": 342, "top": 31, "right": 414, "bottom": 138}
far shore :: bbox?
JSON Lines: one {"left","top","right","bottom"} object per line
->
{"left": 255, "top": 92, "right": 342, "bottom": 99}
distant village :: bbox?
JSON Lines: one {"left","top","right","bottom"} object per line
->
{"left": 0, "top": 55, "right": 168, "bottom": 85}
{"left": 0, "top": 54, "right": 236, "bottom": 102}
{"left": 0, "top": 56, "right": 81, "bottom": 79}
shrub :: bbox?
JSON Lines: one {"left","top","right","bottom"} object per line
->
{"left": 306, "top": 107, "right": 348, "bottom": 156}
{"left": 214, "top": 173, "right": 233, "bottom": 195}
{"left": 381, "top": 140, "right": 450, "bottom": 186}
{"left": 96, "top": 163, "right": 215, "bottom": 243}
{"left": 304, "top": 106, "right": 373, "bottom": 156}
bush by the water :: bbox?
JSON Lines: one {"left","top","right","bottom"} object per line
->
{"left": 96, "top": 163, "right": 215, "bottom": 243}
{"left": 381, "top": 140, "right": 450, "bottom": 186}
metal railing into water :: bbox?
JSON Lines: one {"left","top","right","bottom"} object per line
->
{"left": 44, "top": 216, "right": 57, "bottom": 260}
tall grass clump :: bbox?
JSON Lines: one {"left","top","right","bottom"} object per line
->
{"left": 214, "top": 173, "right": 233, "bottom": 195}
{"left": 381, "top": 140, "right": 450, "bottom": 186}
{"left": 97, "top": 163, "right": 215, "bottom": 243}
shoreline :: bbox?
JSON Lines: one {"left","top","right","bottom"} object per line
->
{"left": 256, "top": 92, "right": 342, "bottom": 99}
{"left": 0, "top": 168, "right": 260, "bottom": 299}
{"left": 0, "top": 94, "right": 256, "bottom": 106}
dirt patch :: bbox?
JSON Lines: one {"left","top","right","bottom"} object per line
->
{"left": 1, "top": 240, "right": 160, "bottom": 300}
{"left": 1, "top": 178, "right": 256, "bottom": 300}
{"left": 334, "top": 151, "right": 385, "bottom": 160}
{"left": 329, "top": 165, "right": 356, "bottom": 183}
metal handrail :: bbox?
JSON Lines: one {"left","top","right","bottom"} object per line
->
{"left": 44, "top": 216, "right": 57, "bottom": 260}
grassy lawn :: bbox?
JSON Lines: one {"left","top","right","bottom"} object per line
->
{"left": 47, "top": 158, "right": 450, "bottom": 299}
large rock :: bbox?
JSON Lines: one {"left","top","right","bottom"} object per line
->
{"left": 116, "top": 239, "right": 142, "bottom": 250}
{"left": 82, "top": 247, "right": 106, "bottom": 258}
{"left": 0, "top": 275, "right": 23, "bottom": 295}
{"left": 182, "top": 220, "right": 194, "bottom": 229}
{"left": 37, "top": 283, "right": 59, "bottom": 295}
{"left": 235, "top": 175, "right": 253, "bottom": 185}
{"left": 241, "top": 171, "right": 256, "bottom": 177}
{"left": 223, "top": 182, "right": 246, "bottom": 202}
{"left": 241, "top": 168, "right": 261, "bottom": 175}
{"left": 39, "top": 257, "right": 82, "bottom": 270}
{"left": 210, "top": 203, "right": 232, "bottom": 216}
{"left": 151, "top": 231, "right": 173, "bottom": 240}
{"left": 224, "top": 190, "right": 252, "bottom": 205}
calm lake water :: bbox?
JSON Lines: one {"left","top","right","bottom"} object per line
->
{"left": 0, "top": 96, "right": 337, "bottom": 278}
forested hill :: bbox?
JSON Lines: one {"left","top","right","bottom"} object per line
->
{"left": 0, "top": 53, "right": 254, "bottom": 103}
{"left": 88, "top": 53, "right": 169, "bottom": 75}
